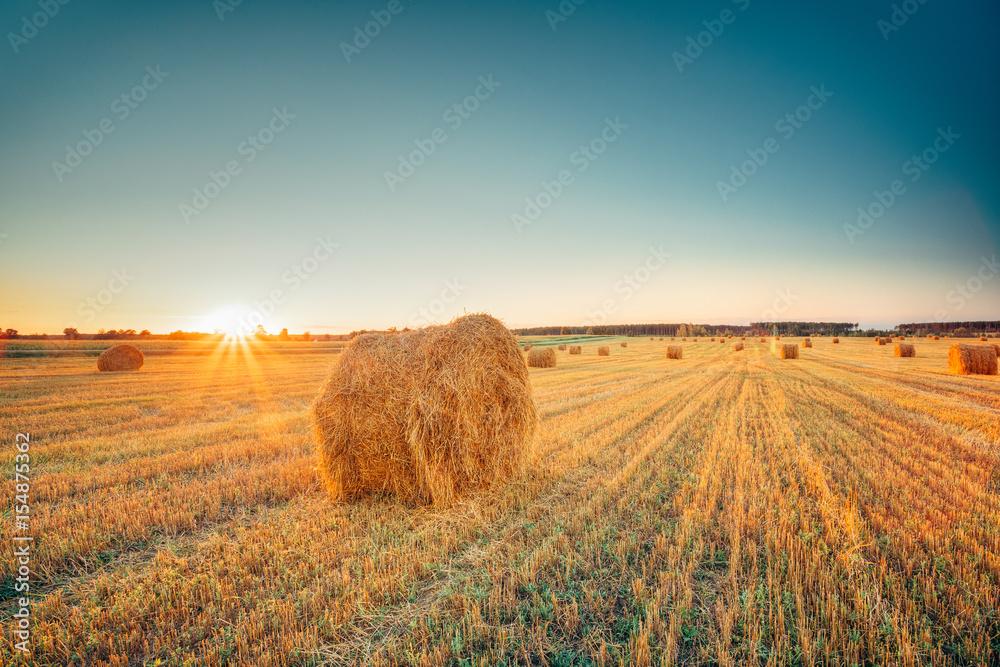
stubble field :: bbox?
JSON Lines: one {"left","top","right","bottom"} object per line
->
{"left": 2, "top": 336, "right": 998, "bottom": 666}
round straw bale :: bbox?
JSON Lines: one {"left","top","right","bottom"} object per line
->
{"left": 313, "top": 313, "right": 538, "bottom": 506}
{"left": 660, "top": 337, "right": 664, "bottom": 341}
{"left": 523, "top": 342, "right": 533, "bottom": 352}
{"left": 980, "top": 336, "right": 988, "bottom": 342}
{"left": 801, "top": 340, "right": 812, "bottom": 348}
{"left": 527, "top": 346, "right": 557, "bottom": 368}
{"left": 557, "top": 344, "right": 567, "bottom": 351}
{"left": 597, "top": 346, "right": 610, "bottom": 356}
{"left": 779, "top": 344, "right": 799, "bottom": 359}
{"left": 97, "top": 344, "right": 144, "bottom": 372}
{"left": 948, "top": 344, "right": 998, "bottom": 376}
{"left": 569, "top": 345, "right": 582, "bottom": 355}
{"left": 832, "top": 338, "right": 839, "bottom": 343}
{"left": 733, "top": 342, "right": 744, "bottom": 351}
{"left": 620, "top": 342, "right": 627, "bottom": 348}
{"left": 933, "top": 335, "right": 939, "bottom": 340}
{"left": 894, "top": 343, "right": 915, "bottom": 358}
{"left": 666, "top": 345, "right": 683, "bottom": 359}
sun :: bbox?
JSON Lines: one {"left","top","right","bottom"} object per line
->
{"left": 204, "top": 306, "right": 247, "bottom": 337}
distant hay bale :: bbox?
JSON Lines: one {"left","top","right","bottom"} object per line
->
{"left": 980, "top": 336, "right": 988, "bottom": 342}
{"left": 894, "top": 343, "right": 915, "bottom": 358}
{"left": 801, "top": 340, "right": 812, "bottom": 348}
{"left": 720, "top": 338, "right": 725, "bottom": 344}
{"left": 666, "top": 345, "right": 683, "bottom": 359}
{"left": 710, "top": 337, "right": 716, "bottom": 342}
{"left": 527, "top": 347, "right": 557, "bottom": 368}
{"left": 681, "top": 337, "right": 686, "bottom": 341}
{"left": 660, "top": 337, "right": 664, "bottom": 341}
{"left": 933, "top": 336, "right": 939, "bottom": 340}
{"left": 650, "top": 337, "right": 654, "bottom": 341}
{"left": 620, "top": 342, "right": 628, "bottom": 348}
{"left": 779, "top": 344, "right": 799, "bottom": 359}
{"left": 876, "top": 338, "right": 887, "bottom": 346}
{"left": 832, "top": 338, "right": 839, "bottom": 344}
{"left": 948, "top": 344, "right": 998, "bottom": 376}
{"left": 598, "top": 346, "right": 610, "bottom": 356}
{"left": 734, "top": 342, "right": 744, "bottom": 351}
{"left": 557, "top": 344, "right": 567, "bottom": 351}
{"left": 760, "top": 338, "right": 766, "bottom": 343}
{"left": 312, "top": 313, "right": 538, "bottom": 506}
{"left": 523, "top": 343, "right": 533, "bottom": 352}
{"left": 569, "top": 345, "right": 582, "bottom": 355}
{"left": 97, "top": 344, "right": 144, "bottom": 372}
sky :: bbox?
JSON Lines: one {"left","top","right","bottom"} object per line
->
{"left": 1, "top": 0, "right": 998, "bottom": 334}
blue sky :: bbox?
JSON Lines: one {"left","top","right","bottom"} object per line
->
{"left": 1, "top": 0, "right": 998, "bottom": 333}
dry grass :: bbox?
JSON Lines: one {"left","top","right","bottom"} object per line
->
{"left": 3, "top": 335, "right": 998, "bottom": 666}
{"left": 313, "top": 314, "right": 538, "bottom": 506}
{"left": 96, "top": 344, "right": 144, "bottom": 372}
{"left": 527, "top": 346, "right": 557, "bottom": 369}
{"left": 894, "top": 343, "right": 916, "bottom": 358}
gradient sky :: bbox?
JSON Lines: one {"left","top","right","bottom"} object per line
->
{"left": 2, "top": 0, "right": 998, "bottom": 333}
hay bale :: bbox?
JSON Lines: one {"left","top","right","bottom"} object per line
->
{"left": 894, "top": 343, "right": 915, "bottom": 358}
{"left": 733, "top": 342, "right": 744, "bottom": 351}
{"left": 993, "top": 344, "right": 1000, "bottom": 358}
{"left": 598, "top": 346, "right": 610, "bottom": 356}
{"left": 719, "top": 338, "right": 725, "bottom": 344}
{"left": 660, "top": 337, "right": 664, "bottom": 341}
{"left": 779, "top": 344, "right": 799, "bottom": 359}
{"left": 557, "top": 344, "right": 567, "bottom": 351}
{"left": 710, "top": 337, "right": 715, "bottom": 342}
{"left": 760, "top": 338, "right": 766, "bottom": 343}
{"left": 522, "top": 342, "right": 533, "bottom": 352}
{"left": 569, "top": 345, "right": 582, "bottom": 355}
{"left": 666, "top": 345, "right": 683, "bottom": 359}
{"left": 801, "top": 340, "right": 812, "bottom": 348}
{"left": 876, "top": 338, "right": 886, "bottom": 346}
{"left": 650, "top": 337, "right": 654, "bottom": 341}
{"left": 980, "top": 337, "right": 988, "bottom": 342}
{"left": 948, "top": 344, "right": 998, "bottom": 376}
{"left": 933, "top": 336, "right": 939, "bottom": 340}
{"left": 527, "top": 347, "right": 557, "bottom": 368}
{"left": 620, "top": 342, "right": 627, "bottom": 348}
{"left": 97, "top": 344, "right": 144, "bottom": 372}
{"left": 681, "top": 338, "right": 686, "bottom": 341}
{"left": 312, "top": 313, "right": 537, "bottom": 506}
{"left": 832, "top": 338, "right": 839, "bottom": 344}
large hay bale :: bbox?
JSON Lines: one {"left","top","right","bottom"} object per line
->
{"left": 734, "top": 342, "right": 744, "bottom": 351}
{"left": 993, "top": 343, "right": 1000, "bottom": 358}
{"left": 97, "top": 344, "right": 144, "bottom": 372}
{"left": 948, "top": 344, "right": 998, "bottom": 376}
{"left": 876, "top": 338, "right": 886, "bottom": 346}
{"left": 523, "top": 342, "right": 533, "bottom": 352}
{"left": 620, "top": 342, "right": 627, "bottom": 348}
{"left": 779, "top": 344, "right": 799, "bottom": 359}
{"left": 527, "top": 347, "right": 557, "bottom": 368}
{"left": 666, "top": 345, "right": 683, "bottom": 359}
{"left": 557, "top": 344, "right": 567, "bottom": 351}
{"left": 598, "top": 346, "right": 610, "bottom": 356}
{"left": 894, "top": 343, "right": 915, "bottom": 358}
{"left": 313, "top": 313, "right": 538, "bottom": 506}
{"left": 801, "top": 340, "right": 812, "bottom": 348}
{"left": 569, "top": 345, "right": 582, "bottom": 355}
